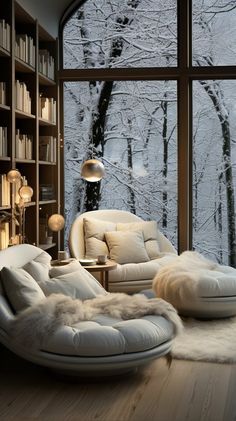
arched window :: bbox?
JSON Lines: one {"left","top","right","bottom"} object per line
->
{"left": 60, "top": 0, "right": 236, "bottom": 267}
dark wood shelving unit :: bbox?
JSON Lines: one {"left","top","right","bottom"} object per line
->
{"left": 0, "top": 0, "right": 61, "bottom": 257}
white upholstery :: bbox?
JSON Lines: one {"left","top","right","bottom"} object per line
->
{"left": 0, "top": 244, "right": 174, "bottom": 375}
{"left": 69, "top": 210, "right": 177, "bottom": 293}
{"left": 153, "top": 251, "right": 236, "bottom": 318}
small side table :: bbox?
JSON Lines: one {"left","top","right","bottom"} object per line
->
{"left": 83, "top": 260, "right": 117, "bottom": 291}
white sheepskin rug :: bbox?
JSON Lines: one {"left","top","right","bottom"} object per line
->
{"left": 172, "top": 316, "right": 236, "bottom": 363}
{"left": 10, "top": 293, "right": 183, "bottom": 349}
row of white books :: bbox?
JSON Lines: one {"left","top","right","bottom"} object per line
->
{"left": 39, "top": 96, "right": 56, "bottom": 123}
{"left": 15, "top": 80, "right": 32, "bottom": 114}
{"left": 0, "top": 174, "right": 10, "bottom": 207}
{"left": 0, "top": 222, "right": 9, "bottom": 250}
{"left": 0, "top": 82, "right": 6, "bottom": 105}
{"left": 39, "top": 49, "right": 55, "bottom": 80}
{"left": 0, "top": 19, "right": 10, "bottom": 52}
{"left": 0, "top": 126, "right": 7, "bottom": 157}
{"left": 39, "top": 136, "right": 57, "bottom": 163}
{"left": 15, "top": 130, "right": 33, "bottom": 160}
{"left": 15, "top": 33, "right": 35, "bottom": 67}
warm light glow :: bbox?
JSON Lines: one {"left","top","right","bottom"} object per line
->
{"left": 48, "top": 214, "right": 65, "bottom": 232}
{"left": 81, "top": 159, "right": 105, "bottom": 182}
{"left": 19, "top": 185, "right": 33, "bottom": 202}
{"left": 7, "top": 169, "right": 21, "bottom": 183}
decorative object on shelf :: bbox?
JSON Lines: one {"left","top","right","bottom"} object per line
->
{"left": 7, "top": 169, "right": 33, "bottom": 244}
{"left": 48, "top": 214, "right": 65, "bottom": 232}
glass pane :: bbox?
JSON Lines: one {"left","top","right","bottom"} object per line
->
{"left": 192, "top": 1, "right": 236, "bottom": 66}
{"left": 192, "top": 80, "right": 236, "bottom": 267}
{"left": 63, "top": 0, "right": 177, "bottom": 68}
{"left": 64, "top": 80, "right": 177, "bottom": 248}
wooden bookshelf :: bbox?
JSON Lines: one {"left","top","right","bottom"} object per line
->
{"left": 0, "top": 0, "right": 60, "bottom": 257}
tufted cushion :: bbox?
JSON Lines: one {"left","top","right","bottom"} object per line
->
{"left": 83, "top": 217, "right": 116, "bottom": 258}
{"left": 1, "top": 267, "right": 45, "bottom": 312}
{"left": 41, "top": 314, "right": 174, "bottom": 356}
{"left": 117, "top": 221, "right": 160, "bottom": 260}
{"left": 105, "top": 230, "right": 150, "bottom": 264}
{"left": 153, "top": 251, "right": 236, "bottom": 318}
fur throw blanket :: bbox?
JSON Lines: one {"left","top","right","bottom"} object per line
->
{"left": 152, "top": 250, "right": 224, "bottom": 302}
{"left": 10, "top": 293, "right": 183, "bottom": 349}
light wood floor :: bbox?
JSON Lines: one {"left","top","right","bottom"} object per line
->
{"left": 0, "top": 344, "right": 235, "bottom": 421}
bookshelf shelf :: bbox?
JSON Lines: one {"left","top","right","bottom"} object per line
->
{"left": 0, "top": 104, "right": 10, "bottom": 111}
{"left": 0, "top": 1, "right": 60, "bottom": 258}
{"left": 15, "top": 57, "right": 35, "bottom": 73}
{"left": 38, "top": 117, "right": 56, "bottom": 126}
{"left": 15, "top": 109, "right": 36, "bottom": 119}
{"left": 0, "top": 156, "right": 11, "bottom": 161}
{"left": 0, "top": 46, "right": 10, "bottom": 58}
{"left": 15, "top": 158, "right": 36, "bottom": 164}
{"left": 24, "top": 201, "right": 36, "bottom": 208}
{"left": 39, "top": 161, "right": 56, "bottom": 166}
{"left": 0, "top": 205, "right": 11, "bottom": 211}
{"left": 39, "top": 73, "right": 56, "bottom": 86}
{"left": 39, "top": 200, "right": 57, "bottom": 205}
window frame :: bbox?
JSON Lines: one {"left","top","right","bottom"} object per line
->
{"left": 58, "top": 0, "right": 236, "bottom": 253}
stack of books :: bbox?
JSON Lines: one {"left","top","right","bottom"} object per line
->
{"left": 0, "top": 174, "right": 10, "bottom": 207}
{"left": 39, "top": 136, "right": 57, "bottom": 162}
{"left": 0, "top": 127, "right": 8, "bottom": 157}
{"left": 15, "top": 129, "right": 33, "bottom": 160}
{"left": 39, "top": 49, "right": 55, "bottom": 80}
{"left": 15, "top": 80, "right": 32, "bottom": 114}
{"left": 39, "top": 184, "right": 55, "bottom": 201}
{"left": 15, "top": 33, "right": 35, "bottom": 67}
{"left": 0, "top": 19, "right": 10, "bottom": 52}
{"left": 0, "top": 82, "right": 6, "bottom": 105}
{"left": 0, "top": 222, "right": 9, "bottom": 250}
{"left": 39, "top": 96, "right": 56, "bottom": 123}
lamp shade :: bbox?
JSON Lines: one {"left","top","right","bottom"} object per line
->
{"left": 48, "top": 214, "right": 65, "bottom": 232}
{"left": 7, "top": 169, "right": 21, "bottom": 183}
{"left": 19, "top": 185, "right": 33, "bottom": 202}
{"left": 81, "top": 159, "right": 105, "bottom": 182}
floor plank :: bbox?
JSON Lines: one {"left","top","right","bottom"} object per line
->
{"left": 0, "top": 345, "right": 235, "bottom": 421}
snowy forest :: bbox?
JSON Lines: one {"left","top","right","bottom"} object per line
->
{"left": 63, "top": 0, "right": 236, "bottom": 267}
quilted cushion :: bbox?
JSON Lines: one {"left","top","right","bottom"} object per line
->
{"left": 41, "top": 314, "right": 174, "bottom": 356}
{"left": 117, "top": 221, "right": 160, "bottom": 259}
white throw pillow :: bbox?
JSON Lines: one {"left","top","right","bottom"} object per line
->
{"left": 117, "top": 221, "right": 160, "bottom": 260}
{"left": 105, "top": 230, "right": 150, "bottom": 264}
{"left": 39, "top": 266, "right": 107, "bottom": 300}
{"left": 1, "top": 267, "right": 45, "bottom": 312}
{"left": 83, "top": 217, "right": 116, "bottom": 258}
{"left": 23, "top": 250, "right": 51, "bottom": 283}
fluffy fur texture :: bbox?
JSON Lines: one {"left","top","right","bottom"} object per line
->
{"left": 172, "top": 316, "right": 236, "bottom": 363}
{"left": 152, "top": 251, "right": 219, "bottom": 303}
{"left": 10, "top": 293, "right": 183, "bottom": 349}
